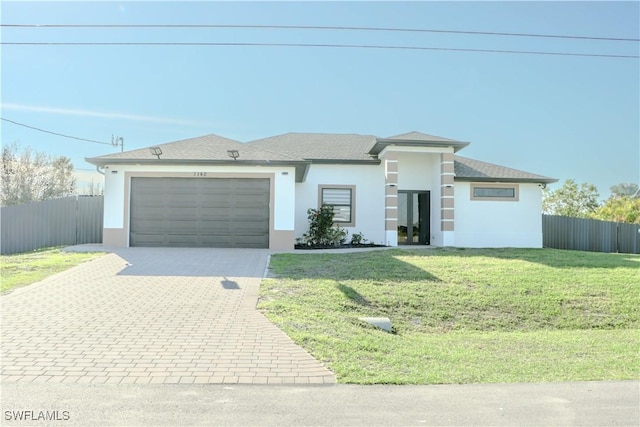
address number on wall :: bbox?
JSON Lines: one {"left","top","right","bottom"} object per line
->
{"left": 193, "top": 172, "right": 208, "bottom": 177}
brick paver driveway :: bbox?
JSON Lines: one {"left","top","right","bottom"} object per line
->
{"left": 1, "top": 247, "right": 335, "bottom": 385}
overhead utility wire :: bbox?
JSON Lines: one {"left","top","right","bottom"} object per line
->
{"left": 0, "top": 117, "right": 112, "bottom": 145}
{"left": 2, "top": 42, "right": 637, "bottom": 59}
{"left": 3, "top": 23, "right": 639, "bottom": 42}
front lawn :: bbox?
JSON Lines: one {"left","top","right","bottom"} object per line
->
{"left": 258, "top": 248, "right": 640, "bottom": 384}
{"left": 0, "top": 247, "right": 103, "bottom": 293}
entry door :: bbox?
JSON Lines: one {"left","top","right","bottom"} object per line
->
{"left": 397, "top": 191, "right": 430, "bottom": 245}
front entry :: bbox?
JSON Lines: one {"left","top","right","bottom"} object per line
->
{"left": 397, "top": 191, "right": 430, "bottom": 245}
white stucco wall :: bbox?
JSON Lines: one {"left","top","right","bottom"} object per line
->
{"left": 396, "top": 152, "right": 441, "bottom": 190}
{"left": 454, "top": 182, "right": 543, "bottom": 248}
{"left": 273, "top": 169, "right": 296, "bottom": 230}
{"left": 295, "top": 163, "right": 387, "bottom": 245}
{"left": 102, "top": 163, "right": 296, "bottom": 232}
{"left": 103, "top": 168, "right": 126, "bottom": 228}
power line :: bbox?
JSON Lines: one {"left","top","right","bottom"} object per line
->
{"left": 2, "top": 41, "right": 637, "bottom": 59}
{"left": 0, "top": 117, "right": 112, "bottom": 145}
{"left": 3, "top": 23, "right": 639, "bottom": 42}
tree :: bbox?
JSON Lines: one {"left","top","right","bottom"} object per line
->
{"left": 590, "top": 196, "right": 640, "bottom": 224}
{"left": 1, "top": 143, "right": 77, "bottom": 206}
{"left": 542, "top": 179, "right": 600, "bottom": 218}
{"left": 610, "top": 183, "right": 639, "bottom": 199}
{"left": 48, "top": 156, "right": 76, "bottom": 199}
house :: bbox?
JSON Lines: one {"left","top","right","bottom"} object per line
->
{"left": 86, "top": 131, "right": 557, "bottom": 250}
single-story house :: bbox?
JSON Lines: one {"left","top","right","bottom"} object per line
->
{"left": 86, "top": 131, "right": 557, "bottom": 250}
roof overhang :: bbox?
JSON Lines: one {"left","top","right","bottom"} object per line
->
{"left": 368, "top": 138, "right": 470, "bottom": 155}
{"left": 85, "top": 157, "right": 311, "bottom": 182}
{"left": 305, "top": 159, "right": 381, "bottom": 165}
{"left": 454, "top": 176, "right": 559, "bottom": 184}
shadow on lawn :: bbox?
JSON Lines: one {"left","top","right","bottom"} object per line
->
{"left": 337, "top": 283, "right": 372, "bottom": 306}
{"left": 270, "top": 248, "right": 640, "bottom": 283}
{"left": 270, "top": 250, "right": 442, "bottom": 282}
{"left": 402, "top": 247, "right": 640, "bottom": 269}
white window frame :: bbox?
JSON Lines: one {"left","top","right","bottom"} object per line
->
{"left": 470, "top": 183, "right": 519, "bottom": 201}
{"left": 318, "top": 185, "right": 356, "bottom": 227}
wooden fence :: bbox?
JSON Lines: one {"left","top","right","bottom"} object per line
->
{"left": 542, "top": 214, "right": 640, "bottom": 254}
{"left": 1, "top": 196, "right": 103, "bottom": 255}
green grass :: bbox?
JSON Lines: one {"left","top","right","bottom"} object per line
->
{"left": 0, "top": 247, "right": 103, "bottom": 293}
{"left": 258, "top": 248, "right": 640, "bottom": 384}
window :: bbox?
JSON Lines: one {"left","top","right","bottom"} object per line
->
{"left": 474, "top": 187, "right": 515, "bottom": 198}
{"left": 470, "top": 183, "right": 519, "bottom": 201}
{"left": 319, "top": 185, "right": 355, "bottom": 226}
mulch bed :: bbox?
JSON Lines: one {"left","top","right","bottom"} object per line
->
{"left": 294, "top": 244, "right": 387, "bottom": 250}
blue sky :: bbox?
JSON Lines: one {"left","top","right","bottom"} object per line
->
{"left": 1, "top": 1, "right": 638, "bottom": 198}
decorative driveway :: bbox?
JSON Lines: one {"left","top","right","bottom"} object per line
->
{"left": 0, "top": 247, "right": 335, "bottom": 385}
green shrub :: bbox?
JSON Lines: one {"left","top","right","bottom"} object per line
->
{"left": 303, "top": 204, "right": 347, "bottom": 246}
{"left": 329, "top": 226, "right": 348, "bottom": 246}
{"left": 350, "top": 232, "right": 367, "bottom": 245}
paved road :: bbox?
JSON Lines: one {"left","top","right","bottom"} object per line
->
{"left": 1, "top": 247, "right": 335, "bottom": 385}
{"left": 1, "top": 381, "right": 638, "bottom": 426}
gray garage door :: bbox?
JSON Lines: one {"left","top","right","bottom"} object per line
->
{"left": 130, "top": 178, "right": 269, "bottom": 248}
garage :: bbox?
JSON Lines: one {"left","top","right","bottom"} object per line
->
{"left": 129, "top": 177, "right": 270, "bottom": 248}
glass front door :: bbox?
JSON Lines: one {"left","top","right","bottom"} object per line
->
{"left": 397, "top": 191, "right": 430, "bottom": 245}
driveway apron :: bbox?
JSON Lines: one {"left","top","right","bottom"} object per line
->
{"left": 1, "top": 248, "right": 335, "bottom": 385}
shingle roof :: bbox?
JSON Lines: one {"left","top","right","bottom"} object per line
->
{"left": 454, "top": 156, "right": 557, "bottom": 183}
{"left": 370, "top": 131, "right": 470, "bottom": 154}
{"left": 85, "top": 131, "right": 556, "bottom": 184}
{"left": 86, "top": 134, "right": 301, "bottom": 163}
{"left": 248, "top": 133, "right": 378, "bottom": 162}
{"left": 387, "top": 131, "right": 462, "bottom": 143}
